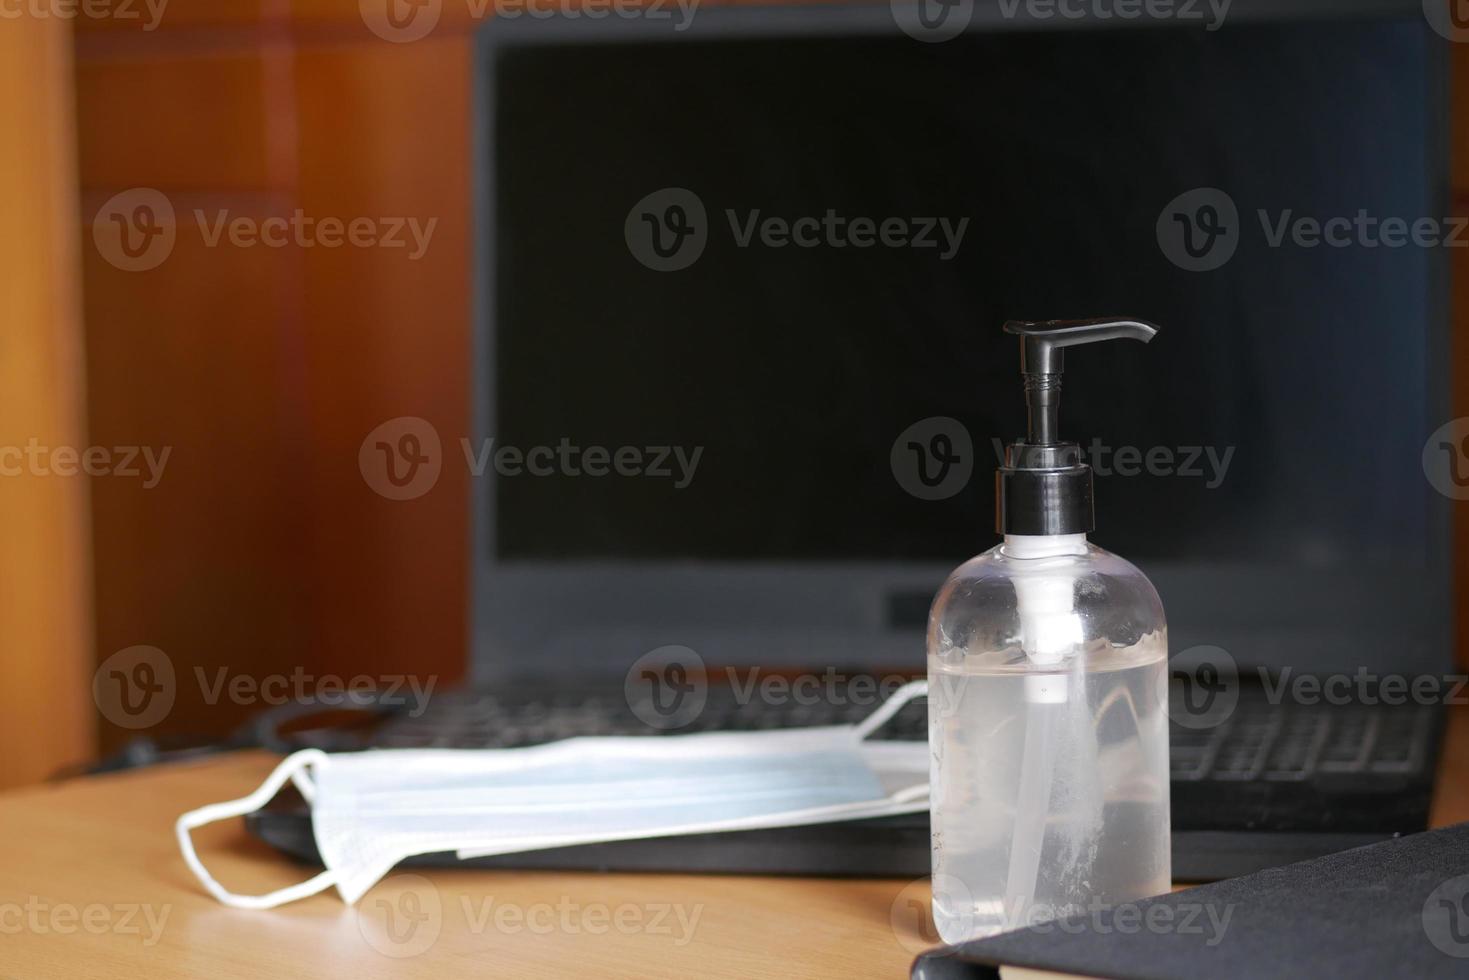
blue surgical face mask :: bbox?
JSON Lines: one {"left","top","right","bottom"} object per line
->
{"left": 177, "top": 682, "right": 930, "bottom": 909}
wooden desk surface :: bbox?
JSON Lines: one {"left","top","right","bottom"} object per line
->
{"left": 1, "top": 706, "right": 1465, "bottom": 979}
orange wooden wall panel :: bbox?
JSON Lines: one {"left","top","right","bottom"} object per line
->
{"left": 0, "top": 16, "right": 96, "bottom": 786}
{"left": 73, "top": 0, "right": 269, "bottom": 33}
{"left": 75, "top": 53, "right": 277, "bottom": 191}
{"left": 293, "top": 38, "right": 470, "bottom": 684}
{"left": 74, "top": 21, "right": 473, "bottom": 754}
{"left": 81, "top": 218, "right": 311, "bottom": 749}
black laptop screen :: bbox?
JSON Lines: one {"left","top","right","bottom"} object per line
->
{"left": 490, "top": 20, "right": 1440, "bottom": 569}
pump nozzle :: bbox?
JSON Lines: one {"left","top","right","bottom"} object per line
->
{"left": 996, "top": 317, "right": 1161, "bottom": 536}
{"left": 1003, "top": 319, "right": 1158, "bottom": 446}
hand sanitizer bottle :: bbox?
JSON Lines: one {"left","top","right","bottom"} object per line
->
{"left": 927, "top": 318, "right": 1171, "bottom": 943}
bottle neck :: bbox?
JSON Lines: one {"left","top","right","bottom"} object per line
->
{"left": 1001, "top": 533, "right": 1088, "bottom": 560}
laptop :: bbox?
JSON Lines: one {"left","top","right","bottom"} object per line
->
{"left": 249, "top": 0, "right": 1453, "bottom": 882}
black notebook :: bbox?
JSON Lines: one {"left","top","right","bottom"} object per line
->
{"left": 912, "top": 823, "right": 1469, "bottom": 980}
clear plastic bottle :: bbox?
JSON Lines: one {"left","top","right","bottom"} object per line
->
{"left": 927, "top": 532, "right": 1170, "bottom": 942}
{"left": 927, "top": 318, "right": 1171, "bottom": 944}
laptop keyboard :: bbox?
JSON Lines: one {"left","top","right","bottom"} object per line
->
{"left": 1169, "top": 698, "right": 1434, "bottom": 785}
{"left": 371, "top": 678, "right": 1435, "bottom": 790}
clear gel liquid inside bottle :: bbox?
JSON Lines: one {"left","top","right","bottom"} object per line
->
{"left": 927, "top": 319, "right": 1171, "bottom": 944}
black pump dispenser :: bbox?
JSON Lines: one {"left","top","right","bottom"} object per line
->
{"left": 996, "top": 318, "right": 1160, "bottom": 536}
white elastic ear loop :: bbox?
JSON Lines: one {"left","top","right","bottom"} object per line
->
{"left": 176, "top": 749, "right": 336, "bottom": 910}
{"left": 856, "top": 679, "right": 928, "bottom": 740}
{"left": 856, "top": 680, "right": 932, "bottom": 807}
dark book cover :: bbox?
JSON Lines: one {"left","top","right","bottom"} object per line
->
{"left": 913, "top": 823, "right": 1469, "bottom": 980}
